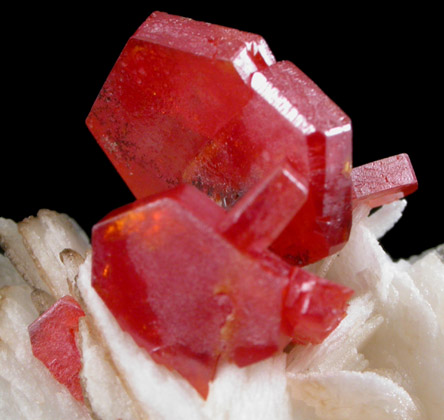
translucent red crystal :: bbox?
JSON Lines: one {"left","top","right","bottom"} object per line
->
{"left": 28, "top": 296, "right": 85, "bottom": 402}
{"left": 351, "top": 153, "right": 418, "bottom": 208}
{"left": 86, "top": 11, "right": 352, "bottom": 266}
{"left": 86, "top": 11, "right": 275, "bottom": 200}
{"left": 282, "top": 268, "right": 353, "bottom": 345}
{"left": 92, "top": 164, "right": 353, "bottom": 398}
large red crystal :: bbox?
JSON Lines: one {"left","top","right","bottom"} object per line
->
{"left": 28, "top": 296, "right": 85, "bottom": 402}
{"left": 86, "top": 11, "right": 352, "bottom": 266}
{"left": 92, "top": 163, "right": 353, "bottom": 398}
{"left": 86, "top": 11, "right": 275, "bottom": 200}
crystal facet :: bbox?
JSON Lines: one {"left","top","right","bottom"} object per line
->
{"left": 351, "top": 153, "right": 418, "bottom": 208}
{"left": 92, "top": 166, "right": 353, "bottom": 398}
{"left": 28, "top": 296, "right": 85, "bottom": 402}
{"left": 87, "top": 11, "right": 352, "bottom": 266}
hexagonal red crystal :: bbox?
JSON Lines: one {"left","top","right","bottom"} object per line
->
{"left": 86, "top": 11, "right": 352, "bottom": 266}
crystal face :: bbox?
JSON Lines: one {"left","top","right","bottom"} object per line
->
{"left": 91, "top": 164, "right": 353, "bottom": 398}
{"left": 28, "top": 296, "right": 85, "bottom": 402}
{"left": 351, "top": 153, "right": 418, "bottom": 208}
{"left": 87, "top": 11, "right": 352, "bottom": 266}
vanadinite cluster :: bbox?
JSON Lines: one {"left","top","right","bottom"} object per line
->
{"left": 72, "top": 11, "right": 417, "bottom": 399}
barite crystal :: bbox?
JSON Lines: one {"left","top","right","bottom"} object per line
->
{"left": 92, "top": 163, "right": 353, "bottom": 398}
{"left": 87, "top": 11, "right": 352, "bottom": 265}
{"left": 28, "top": 296, "right": 85, "bottom": 402}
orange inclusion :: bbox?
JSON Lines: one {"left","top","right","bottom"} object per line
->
{"left": 102, "top": 264, "right": 110, "bottom": 278}
{"left": 104, "top": 211, "right": 147, "bottom": 238}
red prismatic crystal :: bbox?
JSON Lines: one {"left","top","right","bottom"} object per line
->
{"left": 92, "top": 163, "right": 353, "bottom": 398}
{"left": 28, "top": 296, "right": 85, "bottom": 402}
{"left": 351, "top": 153, "right": 418, "bottom": 208}
{"left": 218, "top": 160, "right": 308, "bottom": 253}
{"left": 87, "top": 11, "right": 352, "bottom": 266}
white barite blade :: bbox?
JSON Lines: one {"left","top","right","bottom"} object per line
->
{"left": 315, "top": 201, "right": 444, "bottom": 420}
{"left": 0, "top": 217, "right": 50, "bottom": 293}
{"left": 408, "top": 249, "right": 444, "bottom": 333}
{"left": 18, "top": 209, "right": 90, "bottom": 298}
{"left": 361, "top": 268, "right": 444, "bottom": 420}
{"left": 202, "top": 356, "right": 292, "bottom": 420}
{"left": 287, "top": 293, "right": 382, "bottom": 374}
{"left": 327, "top": 205, "right": 397, "bottom": 299}
{"left": 78, "top": 318, "right": 143, "bottom": 420}
{"left": 363, "top": 199, "right": 407, "bottom": 240}
{"left": 288, "top": 370, "right": 421, "bottom": 420}
{"left": 0, "top": 253, "right": 26, "bottom": 287}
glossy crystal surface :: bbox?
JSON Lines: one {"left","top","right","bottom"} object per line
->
{"left": 87, "top": 11, "right": 352, "bottom": 266}
{"left": 28, "top": 296, "right": 85, "bottom": 402}
{"left": 92, "top": 164, "right": 353, "bottom": 398}
{"left": 351, "top": 153, "right": 418, "bottom": 208}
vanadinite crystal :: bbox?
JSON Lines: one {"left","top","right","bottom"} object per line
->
{"left": 92, "top": 162, "right": 353, "bottom": 398}
{"left": 28, "top": 296, "right": 85, "bottom": 402}
{"left": 87, "top": 11, "right": 352, "bottom": 266}
{"left": 351, "top": 153, "right": 418, "bottom": 208}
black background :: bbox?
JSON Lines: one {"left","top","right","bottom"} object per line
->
{"left": 2, "top": 3, "right": 442, "bottom": 260}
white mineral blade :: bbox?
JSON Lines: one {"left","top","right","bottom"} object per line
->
{"left": 0, "top": 285, "right": 90, "bottom": 420}
{"left": 288, "top": 370, "right": 421, "bottom": 420}
{"left": 18, "top": 209, "right": 90, "bottom": 299}
{"left": 325, "top": 202, "right": 444, "bottom": 420}
{"left": 287, "top": 293, "right": 382, "bottom": 374}
{"left": 327, "top": 207, "right": 396, "bottom": 298}
{"left": 78, "top": 318, "right": 144, "bottom": 420}
{"left": 361, "top": 268, "right": 444, "bottom": 420}
{"left": 0, "top": 253, "right": 26, "bottom": 287}
{"left": 77, "top": 254, "right": 294, "bottom": 420}
{"left": 363, "top": 199, "right": 407, "bottom": 240}
{"left": 202, "top": 356, "right": 292, "bottom": 420}
{"left": 0, "top": 217, "right": 50, "bottom": 293}
{"left": 407, "top": 249, "right": 444, "bottom": 333}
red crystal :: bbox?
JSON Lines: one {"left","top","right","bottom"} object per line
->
{"left": 86, "top": 11, "right": 352, "bottom": 266}
{"left": 219, "top": 160, "right": 308, "bottom": 253}
{"left": 282, "top": 268, "right": 353, "bottom": 345}
{"left": 86, "top": 11, "right": 275, "bottom": 199}
{"left": 92, "top": 164, "right": 353, "bottom": 398}
{"left": 28, "top": 296, "right": 85, "bottom": 402}
{"left": 351, "top": 153, "right": 418, "bottom": 208}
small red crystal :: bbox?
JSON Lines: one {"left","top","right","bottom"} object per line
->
{"left": 87, "top": 11, "right": 352, "bottom": 266}
{"left": 219, "top": 160, "right": 308, "bottom": 253}
{"left": 28, "top": 296, "right": 85, "bottom": 402}
{"left": 92, "top": 164, "right": 353, "bottom": 398}
{"left": 282, "top": 268, "right": 353, "bottom": 345}
{"left": 351, "top": 153, "right": 418, "bottom": 208}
